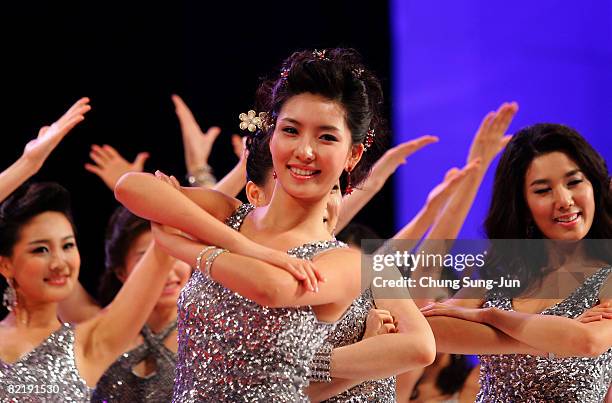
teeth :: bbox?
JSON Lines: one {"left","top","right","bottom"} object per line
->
{"left": 290, "top": 167, "right": 317, "bottom": 176}
{"left": 555, "top": 214, "right": 578, "bottom": 223}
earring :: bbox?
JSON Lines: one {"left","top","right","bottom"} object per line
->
{"left": 273, "top": 170, "right": 277, "bottom": 179}
{"left": 2, "top": 278, "right": 17, "bottom": 311}
{"left": 345, "top": 170, "right": 354, "bottom": 196}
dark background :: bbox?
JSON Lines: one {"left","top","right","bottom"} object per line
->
{"left": 0, "top": 1, "right": 394, "bottom": 305}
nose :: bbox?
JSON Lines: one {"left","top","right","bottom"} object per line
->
{"left": 553, "top": 186, "right": 574, "bottom": 211}
{"left": 295, "top": 137, "right": 315, "bottom": 163}
{"left": 49, "top": 253, "right": 67, "bottom": 273}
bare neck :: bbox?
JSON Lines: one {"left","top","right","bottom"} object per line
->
{"left": 146, "top": 304, "right": 177, "bottom": 333}
{"left": 2, "top": 300, "right": 61, "bottom": 330}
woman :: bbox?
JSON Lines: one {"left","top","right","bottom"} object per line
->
{"left": 422, "top": 123, "right": 612, "bottom": 402}
{"left": 58, "top": 206, "right": 191, "bottom": 402}
{"left": 0, "top": 182, "right": 176, "bottom": 401}
{"left": 115, "top": 48, "right": 437, "bottom": 402}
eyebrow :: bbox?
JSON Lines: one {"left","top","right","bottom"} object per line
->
{"left": 529, "top": 169, "right": 582, "bottom": 187}
{"left": 28, "top": 235, "right": 75, "bottom": 245}
{"left": 280, "top": 117, "right": 340, "bottom": 132}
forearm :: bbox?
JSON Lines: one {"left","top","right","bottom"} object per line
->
{"left": 306, "top": 379, "right": 361, "bottom": 402}
{"left": 115, "top": 172, "right": 247, "bottom": 252}
{"left": 392, "top": 204, "right": 437, "bottom": 241}
{"left": 483, "top": 307, "right": 609, "bottom": 357}
{"left": 0, "top": 156, "right": 39, "bottom": 202}
{"left": 330, "top": 332, "right": 433, "bottom": 381}
{"left": 212, "top": 160, "right": 246, "bottom": 198}
{"left": 153, "top": 229, "right": 301, "bottom": 307}
{"left": 427, "top": 170, "right": 485, "bottom": 239}
{"left": 427, "top": 316, "right": 544, "bottom": 355}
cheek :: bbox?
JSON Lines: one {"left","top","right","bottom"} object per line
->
{"left": 175, "top": 263, "right": 192, "bottom": 286}
{"left": 525, "top": 195, "right": 550, "bottom": 222}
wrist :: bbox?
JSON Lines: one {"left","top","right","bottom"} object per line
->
{"left": 17, "top": 154, "right": 42, "bottom": 175}
{"left": 186, "top": 164, "right": 217, "bottom": 187}
{"left": 480, "top": 307, "right": 496, "bottom": 324}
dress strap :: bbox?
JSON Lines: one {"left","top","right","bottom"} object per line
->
{"left": 225, "top": 203, "right": 256, "bottom": 231}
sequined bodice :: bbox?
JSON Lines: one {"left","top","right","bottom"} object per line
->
{"left": 478, "top": 267, "right": 612, "bottom": 403}
{"left": 321, "top": 287, "right": 396, "bottom": 402}
{"left": 173, "top": 203, "right": 347, "bottom": 402}
{"left": 0, "top": 323, "right": 91, "bottom": 402}
{"left": 92, "top": 322, "right": 177, "bottom": 402}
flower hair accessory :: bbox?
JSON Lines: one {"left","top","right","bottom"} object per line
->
{"left": 363, "top": 128, "right": 375, "bottom": 151}
{"left": 239, "top": 110, "right": 274, "bottom": 133}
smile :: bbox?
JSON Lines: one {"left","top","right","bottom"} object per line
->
{"left": 553, "top": 212, "right": 581, "bottom": 224}
{"left": 288, "top": 166, "right": 321, "bottom": 178}
{"left": 44, "top": 276, "right": 68, "bottom": 286}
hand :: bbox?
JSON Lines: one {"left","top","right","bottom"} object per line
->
{"left": 262, "top": 249, "right": 325, "bottom": 293}
{"left": 467, "top": 102, "right": 518, "bottom": 166}
{"left": 363, "top": 308, "right": 398, "bottom": 339}
{"left": 172, "top": 94, "right": 221, "bottom": 173}
{"left": 576, "top": 302, "right": 612, "bottom": 324}
{"left": 425, "top": 159, "right": 481, "bottom": 214}
{"left": 154, "top": 170, "right": 182, "bottom": 191}
{"left": 85, "top": 144, "right": 149, "bottom": 190}
{"left": 421, "top": 302, "right": 489, "bottom": 323}
{"left": 232, "top": 134, "right": 247, "bottom": 161}
{"left": 23, "top": 97, "right": 91, "bottom": 169}
{"left": 324, "top": 182, "right": 342, "bottom": 235}
{"left": 374, "top": 135, "right": 439, "bottom": 179}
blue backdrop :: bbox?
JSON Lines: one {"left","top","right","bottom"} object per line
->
{"left": 391, "top": 1, "right": 612, "bottom": 238}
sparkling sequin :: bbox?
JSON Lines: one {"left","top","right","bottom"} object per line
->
{"left": 173, "top": 203, "right": 347, "bottom": 402}
{"left": 0, "top": 323, "right": 92, "bottom": 402}
{"left": 478, "top": 267, "right": 612, "bottom": 402}
{"left": 320, "top": 287, "right": 396, "bottom": 402}
{"left": 92, "top": 322, "right": 177, "bottom": 402}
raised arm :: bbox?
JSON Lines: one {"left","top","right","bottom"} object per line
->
{"left": 335, "top": 135, "right": 438, "bottom": 232}
{"left": 76, "top": 240, "right": 176, "bottom": 380}
{"left": 212, "top": 135, "right": 247, "bottom": 197}
{"left": 0, "top": 97, "right": 90, "bottom": 202}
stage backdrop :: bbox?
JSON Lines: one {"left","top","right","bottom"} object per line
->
{"left": 391, "top": 0, "right": 612, "bottom": 237}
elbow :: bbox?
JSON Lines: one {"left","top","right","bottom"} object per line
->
{"left": 113, "top": 172, "right": 139, "bottom": 204}
{"left": 397, "top": 330, "right": 436, "bottom": 368}
{"left": 415, "top": 334, "right": 437, "bottom": 367}
{"left": 578, "top": 332, "right": 609, "bottom": 358}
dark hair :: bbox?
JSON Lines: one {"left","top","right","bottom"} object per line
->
{"left": 0, "top": 182, "right": 76, "bottom": 257}
{"left": 336, "top": 222, "right": 381, "bottom": 253}
{"left": 411, "top": 354, "right": 474, "bottom": 400}
{"left": 97, "top": 206, "right": 150, "bottom": 306}
{"left": 483, "top": 123, "right": 612, "bottom": 292}
{"left": 253, "top": 48, "right": 388, "bottom": 193}
{"left": 246, "top": 133, "right": 273, "bottom": 187}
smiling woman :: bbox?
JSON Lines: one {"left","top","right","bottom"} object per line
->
{"left": 0, "top": 182, "right": 179, "bottom": 401}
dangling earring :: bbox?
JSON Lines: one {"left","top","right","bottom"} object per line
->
{"left": 273, "top": 170, "right": 277, "bottom": 180}
{"left": 345, "top": 170, "right": 354, "bottom": 196}
{"left": 2, "top": 278, "right": 17, "bottom": 312}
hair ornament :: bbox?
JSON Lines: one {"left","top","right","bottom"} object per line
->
{"left": 363, "top": 128, "right": 376, "bottom": 151}
{"left": 239, "top": 110, "right": 274, "bottom": 133}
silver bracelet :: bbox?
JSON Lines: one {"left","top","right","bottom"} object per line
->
{"left": 196, "top": 246, "right": 216, "bottom": 271}
{"left": 187, "top": 164, "right": 217, "bottom": 187}
{"left": 308, "top": 343, "right": 333, "bottom": 383}
{"left": 204, "top": 248, "right": 228, "bottom": 278}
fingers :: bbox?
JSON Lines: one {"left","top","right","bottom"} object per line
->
{"left": 393, "top": 135, "right": 439, "bottom": 160}
{"left": 232, "top": 134, "right": 244, "bottom": 158}
{"left": 37, "top": 126, "right": 50, "bottom": 138}
{"left": 84, "top": 163, "right": 103, "bottom": 176}
{"left": 205, "top": 126, "right": 221, "bottom": 142}
{"left": 171, "top": 94, "right": 195, "bottom": 120}
{"left": 89, "top": 145, "right": 110, "bottom": 166}
{"left": 132, "top": 152, "right": 150, "bottom": 171}
{"left": 443, "top": 167, "right": 460, "bottom": 181}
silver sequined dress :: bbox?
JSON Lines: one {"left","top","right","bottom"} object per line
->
{"left": 0, "top": 323, "right": 92, "bottom": 402}
{"left": 320, "top": 287, "right": 396, "bottom": 402}
{"left": 92, "top": 322, "right": 177, "bottom": 402}
{"left": 478, "top": 266, "right": 612, "bottom": 402}
{"left": 173, "top": 203, "right": 347, "bottom": 402}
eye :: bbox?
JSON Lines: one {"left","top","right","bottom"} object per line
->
{"left": 320, "top": 134, "right": 339, "bottom": 142}
{"left": 63, "top": 242, "right": 76, "bottom": 250}
{"left": 282, "top": 127, "right": 298, "bottom": 135}
{"left": 534, "top": 188, "right": 551, "bottom": 195}
{"left": 568, "top": 179, "right": 583, "bottom": 186}
{"left": 31, "top": 246, "right": 49, "bottom": 254}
